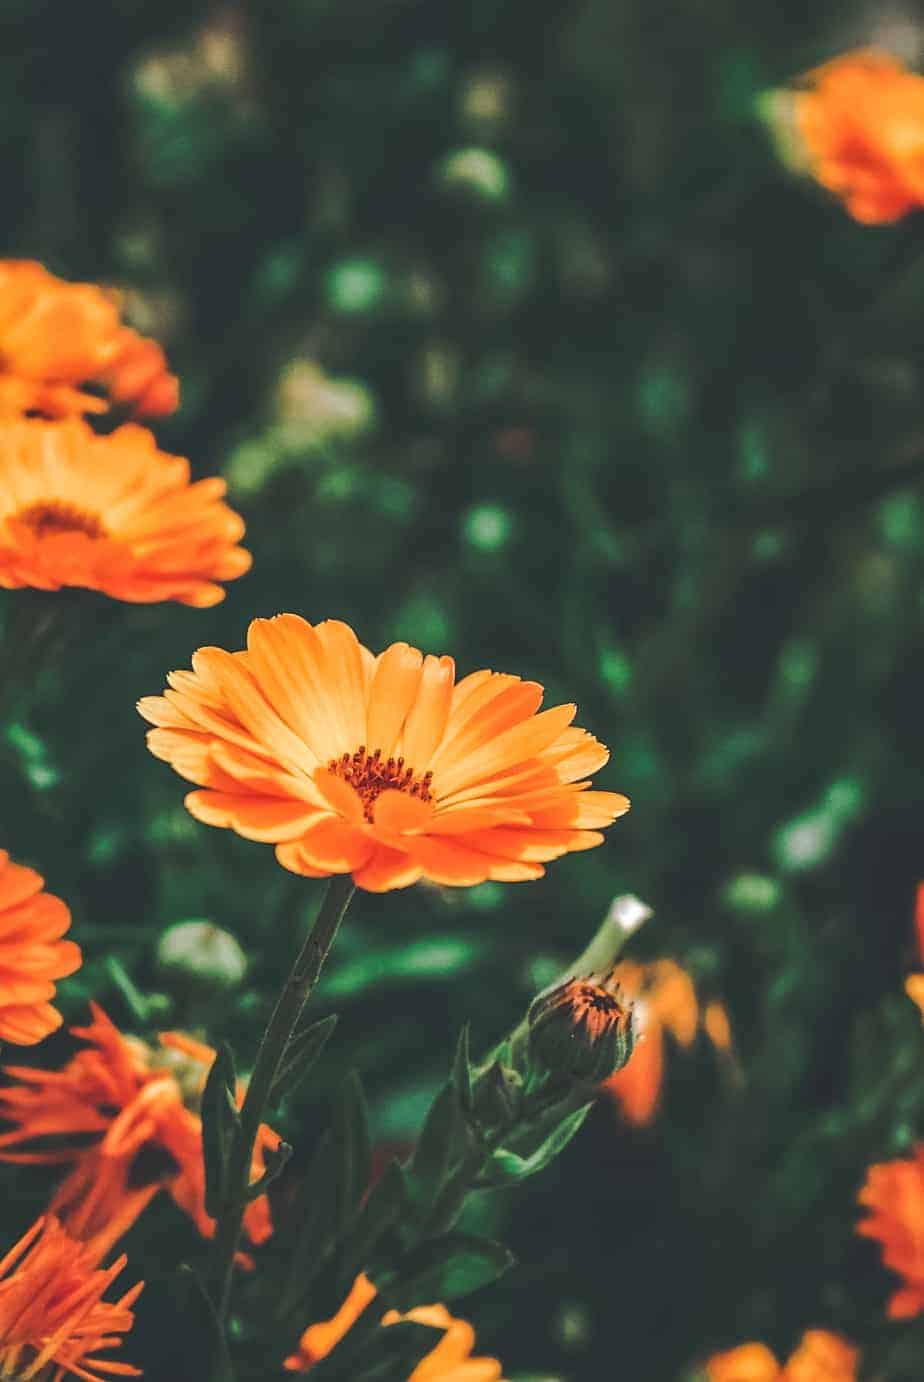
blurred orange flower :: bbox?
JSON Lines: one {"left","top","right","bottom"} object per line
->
{"left": 0, "top": 418, "right": 250, "bottom": 606}
{"left": 0, "top": 259, "right": 178, "bottom": 418}
{"left": 601, "top": 959, "right": 731, "bottom": 1125}
{"left": 904, "top": 882, "right": 924, "bottom": 1020}
{"left": 0, "top": 1215, "right": 141, "bottom": 1382}
{"left": 284, "top": 1271, "right": 506, "bottom": 1379}
{"left": 705, "top": 1330, "right": 858, "bottom": 1381}
{"left": 139, "top": 615, "right": 629, "bottom": 892}
{"left": 857, "top": 1146, "right": 924, "bottom": 1317}
{"left": 0, "top": 1003, "right": 279, "bottom": 1263}
{"left": 774, "top": 50, "right": 924, "bottom": 223}
{"left": 0, "top": 849, "right": 80, "bottom": 1046}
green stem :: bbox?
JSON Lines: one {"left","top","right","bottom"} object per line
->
{"left": 209, "top": 872, "right": 356, "bottom": 1324}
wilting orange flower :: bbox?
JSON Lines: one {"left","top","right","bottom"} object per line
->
{"left": 0, "top": 1003, "right": 279, "bottom": 1262}
{"left": 0, "top": 1215, "right": 141, "bottom": 1382}
{"left": 704, "top": 1330, "right": 858, "bottom": 1382}
{"left": 139, "top": 615, "right": 629, "bottom": 893}
{"left": 601, "top": 959, "right": 731, "bottom": 1125}
{"left": 0, "top": 259, "right": 178, "bottom": 418}
{"left": 904, "top": 882, "right": 924, "bottom": 1020}
{"left": 0, "top": 418, "right": 250, "bottom": 606}
{"left": 857, "top": 1145, "right": 924, "bottom": 1317}
{"left": 770, "top": 50, "right": 924, "bottom": 224}
{"left": 0, "top": 850, "right": 81, "bottom": 1046}
{"left": 284, "top": 1272, "right": 507, "bottom": 1379}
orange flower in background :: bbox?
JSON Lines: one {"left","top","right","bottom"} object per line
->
{"left": 0, "top": 259, "right": 178, "bottom": 418}
{"left": 0, "top": 849, "right": 81, "bottom": 1046}
{"left": 0, "top": 1215, "right": 141, "bottom": 1382}
{"left": 704, "top": 1330, "right": 858, "bottom": 1382}
{"left": 904, "top": 882, "right": 924, "bottom": 1020}
{"left": 0, "top": 1004, "right": 279, "bottom": 1262}
{"left": 857, "top": 1145, "right": 924, "bottom": 1317}
{"left": 601, "top": 959, "right": 731, "bottom": 1125}
{"left": 772, "top": 50, "right": 924, "bottom": 223}
{"left": 139, "top": 614, "right": 629, "bottom": 893}
{"left": 0, "top": 418, "right": 250, "bottom": 606}
{"left": 284, "top": 1271, "right": 507, "bottom": 1379}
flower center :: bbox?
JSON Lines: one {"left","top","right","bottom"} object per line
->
{"left": 328, "top": 744, "right": 434, "bottom": 822}
{"left": 14, "top": 499, "right": 105, "bottom": 540}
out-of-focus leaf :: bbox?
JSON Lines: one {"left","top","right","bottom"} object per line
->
{"left": 323, "top": 936, "right": 485, "bottom": 998}
{"left": 270, "top": 1014, "right": 339, "bottom": 1105}
{"left": 372, "top": 1231, "right": 515, "bottom": 1308}
{"left": 481, "top": 1103, "right": 592, "bottom": 1186}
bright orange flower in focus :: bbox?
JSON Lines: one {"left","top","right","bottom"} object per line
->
{"left": 0, "top": 1003, "right": 280, "bottom": 1264}
{"left": 704, "top": 1330, "right": 858, "bottom": 1382}
{"left": 772, "top": 50, "right": 924, "bottom": 224}
{"left": 601, "top": 959, "right": 731, "bottom": 1125}
{"left": 0, "top": 849, "right": 81, "bottom": 1046}
{"left": 284, "top": 1271, "right": 507, "bottom": 1379}
{"left": 139, "top": 615, "right": 629, "bottom": 892}
{"left": 857, "top": 1145, "right": 924, "bottom": 1317}
{"left": 0, "top": 418, "right": 250, "bottom": 606}
{"left": 0, "top": 259, "right": 178, "bottom": 418}
{"left": 0, "top": 1215, "right": 141, "bottom": 1382}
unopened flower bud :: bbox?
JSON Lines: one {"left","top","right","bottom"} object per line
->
{"left": 528, "top": 970, "right": 634, "bottom": 1084}
{"left": 156, "top": 920, "right": 247, "bottom": 990}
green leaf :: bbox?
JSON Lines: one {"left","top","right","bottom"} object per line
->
{"left": 372, "top": 1231, "right": 515, "bottom": 1309}
{"left": 337, "top": 1157, "right": 413, "bottom": 1282}
{"left": 333, "top": 1071, "right": 372, "bottom": 1228}
{"left": 170, "top": 1264, "right": 234, "bottom": 1382}
{"left": 323, "top": 936, "right": 484, "bottom": 998}
{"left": 201, "top": 1043, "right": 240, "bottom": 1220}
{"left": 244, "top": 1139, "right": 293, "bottom": 1200}
{"left": 481, "top": 1103, "right": 592, "bottom": 1186}
{"left": 270, "top": 1014, "right": 339, "bottom": 1105}
{"left": 406, "top": 1076, "right": 477, "bottom": 1209}
{"left": 450, "top": 1023, "right": 473, "bottom": 1114}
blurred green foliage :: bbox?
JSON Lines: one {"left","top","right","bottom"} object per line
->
{"left": 1, "top": 0, "right": 924, "bottom": 1378}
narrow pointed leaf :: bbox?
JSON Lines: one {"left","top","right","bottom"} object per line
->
{"left": 371, "top": 1231, "right": 515, "bottom": 1308}
{"left": 480, "top": 1103, "right": 592, "bottom": 1186}
{"left": 201, "top": 1043, "right": 239, "bottom": 1220}
{"left": 270, "top": 1014, "right": 339, "bottom": 1105}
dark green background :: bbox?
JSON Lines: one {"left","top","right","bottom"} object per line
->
{"left": 1, "top": 2, "right": 923, "bottom": 1378}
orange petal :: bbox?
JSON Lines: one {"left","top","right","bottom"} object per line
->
{"left": 366, "top": 642, "right": 424, "bottom": 757}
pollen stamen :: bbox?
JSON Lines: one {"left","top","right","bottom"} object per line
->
{"left": 328, "top": 744, "right": 434, "bottom": 822}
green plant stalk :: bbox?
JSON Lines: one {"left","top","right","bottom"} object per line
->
{"left": 209, "top": 872, "right": 356, "bottom": 1325}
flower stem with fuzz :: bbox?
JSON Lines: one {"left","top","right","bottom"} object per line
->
{"left": 209, "top": 873, "right": 355, "bottom": 1324}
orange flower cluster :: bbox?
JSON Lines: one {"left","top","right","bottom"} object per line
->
{"left": 857, "top": 1145, "right": 924, "bottom": 1318}
{"left": 0, "top": 1003, "right": 280, "bottom": 1263}
{"left": 139, "top": 614, "right": 629, "bottom": 892}
{"left": 0, "top": 849, "right": 80, "bottom": 1046}
{"left": 0, "top": 259, "right": 249, "bottom": 607}
{"left": 705, "top": 1330, "right": 858, "bottom": 1382}
{"left": 0, "top": 1215, "right": 141, "bottom": 1382}
{"left": 284, "top": 1271, "right": 507, "bottom": 1380}
{"left": 0, "top": 260, "right": 177, "bottom": 419}
{"left": 601, "top": 958, "right": 731, "bottom": 1124}
{"left": 774, "top": 51, "right": 924, "bottom": 223}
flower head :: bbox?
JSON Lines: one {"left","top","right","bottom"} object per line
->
{"left": 528, "top": 969, "right": 635, "bottom": 1083}
{"left": 0, "top": 1215, "right": 141, "bottom": 1382}
{"left": 857, "top": 1145, "right": 924, "bottom": 1317}
{"left": 601, "top": 959, "right": 731, "bottom": 1125}
{"left": 0, "top": 259, "right": 178, "bottom": 418}
{"left": 0, "top": 419, "right": 250, "bottom": 606}
{"left": 284, "top": 1272, "right": 507, "bottom": 1379}
{"left": 139, "top": 615, "right": 629, "bottom": 892}
{"left": 768, "top": 50, "right": 924, "bottom": 223}
{"left": 704, "top": 1330, "right": 858, "bottom": 1382}
{"left": 0, "top": 849, "right": 81, "bottom": 1046}
{"left": 0, "top": 1003, "right": 279, "bottom": 1262}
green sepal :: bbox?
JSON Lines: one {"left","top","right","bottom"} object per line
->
{"left": 479, "top": 1102, "right": 592, "bottom": 1186}
{"left": 270, "top": 1014, "right": 339, "bottom": 1106}
{"left": 371, "top": 1231, "right": 515, "bottom": 1309}
{"left": 201, "top": 1043, "right": 241, "bottom": 1220}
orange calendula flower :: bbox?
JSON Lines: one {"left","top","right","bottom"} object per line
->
{"left": 704, "top": 1330, "right": 858, "bottom": 1381}
{"left": 601, "top": 959, "right": 731, "bottom": 1125}
{"left": 0, "top": 1215, "right": 141, "bottom": 1382}
{"left": 284, "top": 1272, "right": 507, "bottom": 1379}
{"left": 0, "top": 418, "right": 250, "bottom": 606}
{"left": 857, "top": 1145, "right": 924, "bottom": 1317}
{"left": 770, "top": 50, "right": 924, "bottom": 224}
{"left": 139, "top": 615, "right": 629, "bottom": 893}
{"left": 0, "top": 1003, "right": 279, "bottom": 1263}
{"left": 0, "top": 259, "right": 178, "bottom": 418}
{"left": 0, "top": 849, "right": 81, "bottom": 1046}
